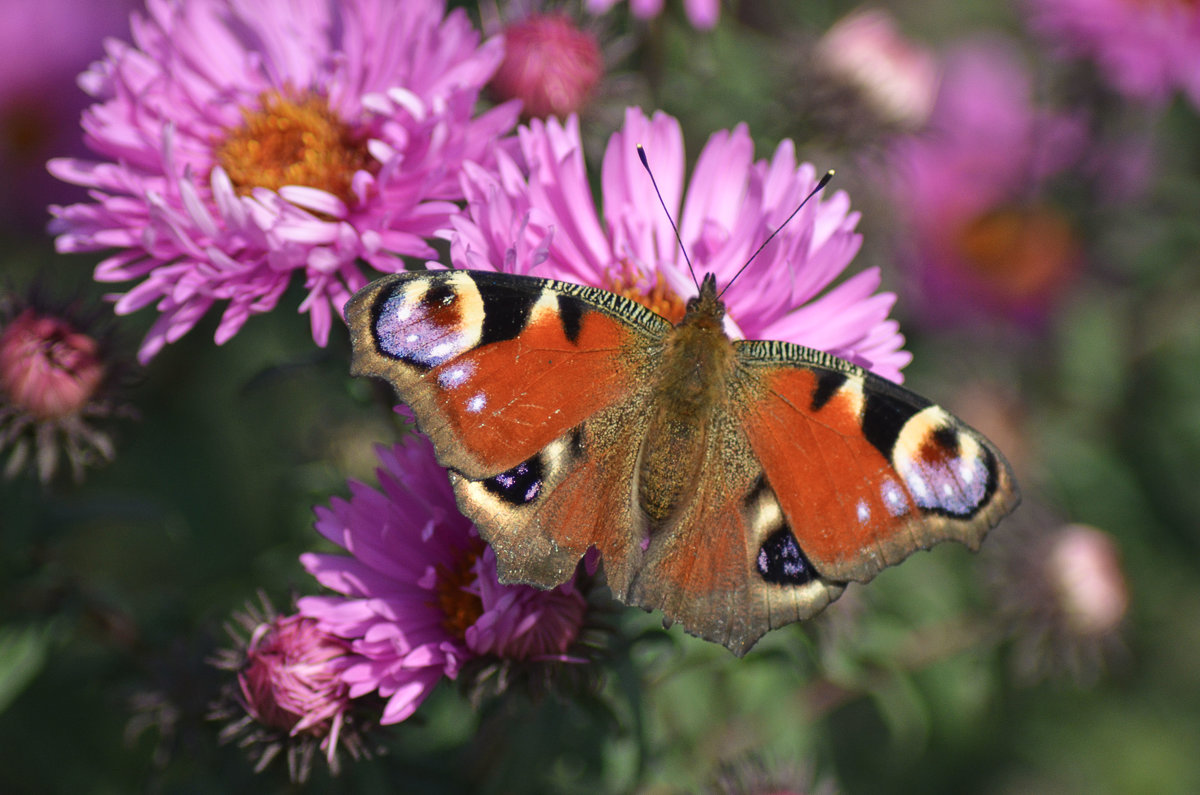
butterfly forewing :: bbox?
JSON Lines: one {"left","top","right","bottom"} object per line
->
{"left": 346, "top": 270, "right": 670, "bottom": 479}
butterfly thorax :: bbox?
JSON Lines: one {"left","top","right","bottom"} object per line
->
{"left": 638, "top": 275, "right": 735, "bottom": 525}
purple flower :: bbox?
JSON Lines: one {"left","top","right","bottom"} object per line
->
{"left": 210, "top": 595, "right": 372, "bottom": 781}
{"left": 585, "top": 0, "right": 719, "bottom": 30}
{"left": 444, "top": 107, "right": 910, "bottom": 381}
{"left": 235, "top": 613, "right": 353, "bottom": 745}
{"left": 49, "top": 0, "right": 518, "bottom": 364}
{"left": 0, "top": 309, "right": 104, "bottom": 422}
{"left": 887, "top": 39, "right": 1086, "bottom": 326}
{"left": 298, "top": 437, "right": 588, "bottom": 725}
{"left": 1025, "top": 0, "right": 1200, "bottom": 107}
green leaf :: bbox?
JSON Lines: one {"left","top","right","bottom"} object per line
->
{"left": 0, "top": 622, "right": 55, "bottom": 716}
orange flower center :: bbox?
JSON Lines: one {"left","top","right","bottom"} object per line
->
{"left": 605, "top": 261, "right": 688, "bottom": 324}
{"left": 214, "top": 91, "right": 376, "bottom": 205}
{"left": 434, "top": 537, "right": 486, "bottom": 638}
{"left": 955, "top": 205, "right": 1079, "bottom": 301}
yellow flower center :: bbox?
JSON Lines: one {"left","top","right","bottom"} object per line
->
{"left": 214, "top": 91, "right": 376, "bottom": 205}
{"left": 434, "top": 537, "right": 486, "bottom": 639}
{"left": 605, "top": 260, "right": 687, "bottom": 324}
{"left": 955, "top": 206, "right": 1078, "bottom": 301}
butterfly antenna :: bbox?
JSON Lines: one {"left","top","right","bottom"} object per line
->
{"left": 637, "top": 144, "right": 700, "bottom": 291}
{"left": 718, "top": 169, "right": 835, "bottom": 299}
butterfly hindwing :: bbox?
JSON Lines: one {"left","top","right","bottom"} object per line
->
{"left": 628, "top": 463, "right": 846, "bottom": 655}
{"left": 450, "top": 402, "right": 649, "bottom": 591}
{"left": 346, "top": 270, "right": 671, "bottom": 479}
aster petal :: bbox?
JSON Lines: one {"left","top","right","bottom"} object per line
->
{"left": 444, "top": 107, "right": 906, "bottom": 381}
{"left": 603, "top": 108, "right": 687, "bottom": 274}
{"left": 520, "top": 116, "right": 612, "bottom": 279}
{"left": 678, "top": 124, "right": 754, "bottom": 254}
{"left": 378, "top": 671, "right": 443, "bottom": 724}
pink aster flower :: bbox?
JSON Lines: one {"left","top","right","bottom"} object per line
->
{"left": 298, "top": 436, "right": 589, "bottom": 725}
{"left": 0, "top": 309, "right": 104, "bottom": 421}
{"left": 814, "top": 8, "right": 939, "bottom": 132}
{"left": 445, "top": 106, "right": 910, "bottom": 382}
{"left": 211, "top": 595, "right": 371, "bottom": 781}
{"left": 1025, "top": 0, "right": 1200, "bottom": 108}
{"left": 887, "top": 39, "right": 1086, "bottom": 326}
{"left": 49, "top": 0, "right": 518, "bottom": 364}
{"left": 585, "top": 0, "right": 719, "bottom": 30}
{"left": 236, "top": 614, "right": 353, "bottom": 747}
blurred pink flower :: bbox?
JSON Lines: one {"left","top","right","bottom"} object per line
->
{"left": 490, "top": 13, "right": 604, "bottom": 119}
{"left": 298, "top": 437, "right": 588, "bottom": 725}
{"left": 445, "top": 107, "right": 910, "bottom": 381}
{"left": 1049, "top": 525, "right": 1129, "bottom": 638}
{"left": 1025, "top": 0, "right": 1200, "bottom": 107}
{"left": 987, "top": 520, "right": 1129, "bottom": 685}
{"left": 49, "top": 0, "right": 518, "bottom": 363}
{"left": 585, "top": 0, "right": 718, "bottom": 30}
{"left": 888, "top": 39, "right": 1086, "bottom": 326}
{"left": 0, "top": 0, "right": 134, "bottom": 230}
{"left": 815, "top": 8, "right": 939, "bottom": 131}
{"left": 0, "top": 302, "right": 130, "bottom": 483}
{"left": 0, "top": 309, "right": 104, "bottom": 421}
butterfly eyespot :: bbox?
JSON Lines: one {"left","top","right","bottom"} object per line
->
{"left": 483, "top": 457, "right": 544, "bottom": 505}
{"left": 894, "top": 413, "right": 998, "bottom": 519}
{"left": 425, "top": 281, "right": 457, "bottom": 307}
{"left": 372, "top": 277, "right": 484, "bottom": 369}
{"left": 756, "top": 527, "right": 818, "bottom": 585}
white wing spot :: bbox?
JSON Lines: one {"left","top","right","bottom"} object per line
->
{"left": 882, "top": 478, "right": 909, "bottom": 516}
{"left": 438, "top": 362, "right": 475, "bottom": 389}
{"left": 959, "top": 456, "right": 977, "bottom": 485}
{"left": 466, "top": 392, "right": 487, "bottom": 414}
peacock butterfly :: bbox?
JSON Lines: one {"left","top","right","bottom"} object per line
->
{"left": 344, "top": 163, "right": 1019, "bottom": 656}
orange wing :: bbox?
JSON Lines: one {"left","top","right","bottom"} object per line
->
{"left": 735, "top": 341, "right": 1019, "bottom": 584}
{"left": 346, "top": 270, "right": 671, "bottom": 479}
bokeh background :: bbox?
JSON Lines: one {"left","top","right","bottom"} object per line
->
{"left": 3, "top": 0, "right": 1200, "bottom": 792}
